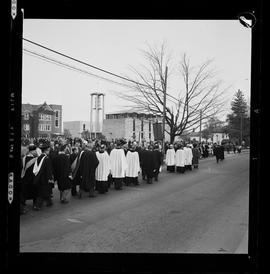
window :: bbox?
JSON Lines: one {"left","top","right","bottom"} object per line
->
{"left": 24, "top": 112, "right": 29, "bottom": 120}
{"left": 38, "top": 124, "right": 51, "bottom": 131}
{"left": 55, "top": 119, "right": 59, "bottom": 128}
{"left": 83, "top": 124, "right": 86, "bottom": 131}
{"left": 39, "top": 114, "right": 51, "bottom": 121}
{"left": 55, "top": 110, "right": 59, "bottom": 118}
{"left": 23, "top": 124, "right": 30, "bottom": 131}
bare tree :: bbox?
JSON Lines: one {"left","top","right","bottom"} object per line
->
{"left": 115, "top": 44, "right": 228, "bottom": 143}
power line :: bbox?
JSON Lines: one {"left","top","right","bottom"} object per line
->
{"left": 23, "top": 48, "right": 178, "bottom": 105}
{"left": 23, "top": 48, "right": 132, "bottom": 89}
{"left": 23, "top": 37, "right": 179, "bottom": 103}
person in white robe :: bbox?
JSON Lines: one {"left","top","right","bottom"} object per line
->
{"left": 109, "top": 141, "right": 127, "bottom": 190}
{"left": 184, "top": 144, "right": 193, "bottom": 171}
{"left": 175, "top": 144, "right": 186, "bottom": 173}
{"left": 125, "top": 143, "right": 140, "bottom": 185}
{"left": 165, "top": 144, "right": 176, "bottom": 172}
{"left": 95, "top": 144, "right": 111, "bottom": 194}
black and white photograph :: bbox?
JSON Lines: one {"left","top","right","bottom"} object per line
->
{"left": 18, "top": 18, "right": 252, "bottom": 254}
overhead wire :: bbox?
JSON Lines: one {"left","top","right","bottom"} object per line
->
{"left": 23, "top": 38, "right": 232, "bottom": 115}
{"left": 23, "top": 48, "right": 133, "bottom": 89}
{"left": 23, "top": 37, "right": 180, "bottom": 103}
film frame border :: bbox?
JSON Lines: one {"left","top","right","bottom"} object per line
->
{"left": 6, "top": 0, "right": 263, "bottom": 272}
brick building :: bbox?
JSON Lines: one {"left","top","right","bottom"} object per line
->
{"left": 102, "top": 111, "right": 170, "bottom": 142}
{"left": 21, "top": 102, "right": 62, "bottom": 138}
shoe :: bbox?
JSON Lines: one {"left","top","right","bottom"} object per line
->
{"left": 33, "top": 206, "right": 41, "bottom": 211}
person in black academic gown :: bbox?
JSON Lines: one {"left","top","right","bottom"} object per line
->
{"left": 213, "top": 144, "right": 224, "bottom": 163}
{"left": 141, "top": 145, "right": 156, "bottom": 184}
{"left": 33, "top": 141, "right": 54, "bottom": 210}
{"left": 138, "top": 145, "right": 147, "bottom": 181}
{"left": 20, "top": 144, "right": 38, "bottom": 214}
{"left": 53, "top": 145, "right": 72, "bottom": 203}
{"left": 78, "top": 142, "right": 99, "bottom": 198}
{"left": 70, "top": 141, "right": 83, "bottom": 196}
{"left": 152, "top": 144, "right": 163, "bottom": 181}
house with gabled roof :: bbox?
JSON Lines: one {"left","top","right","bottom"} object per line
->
{"left": 21, "top": 102, "right": 62, "bottom": 138}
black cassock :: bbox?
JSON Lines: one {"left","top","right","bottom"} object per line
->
{"left": 152, "top": 149, "right": 163, "bottom": 177}
{"left": 53, "top": 153, "right": 72, "bottom": 191}
{"left": 141, "top": 150, "right": 155, "bottom": 178}
{"left": 33, "top": 155, "right": 54, "bottom": 199}
{"left": 78, "top": 150, "right": 99, "bottom": 192}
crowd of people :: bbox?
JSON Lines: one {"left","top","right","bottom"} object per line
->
{"left": 20, "top": 136, "right": 227, "bottom": 215}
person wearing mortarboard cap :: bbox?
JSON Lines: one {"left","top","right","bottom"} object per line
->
{"left": 95, "top": 144, "right": 111, "bottom": 194}
{"left": 32, "top": 140, "right": 54, "bottom": 210}
{"left": 20, "top": 144, "right": 38, "bottom": 214}
{"left": 53, "top": 144, "right": 72, "bottom": 203}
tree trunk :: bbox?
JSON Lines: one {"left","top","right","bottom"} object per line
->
{"left": 170, "top": 129, "right": 176, "bottom": 144}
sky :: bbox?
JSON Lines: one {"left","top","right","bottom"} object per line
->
{"left": 22, "top": 19, "right": 251, "bottom": 124}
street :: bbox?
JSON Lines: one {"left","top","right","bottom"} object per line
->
{"left": 20, "top": 151, "right": 249, "bottom": 253}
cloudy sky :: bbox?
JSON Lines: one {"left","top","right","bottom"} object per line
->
{"left": 22, "top": 19, "right": 251, "bottom": 124}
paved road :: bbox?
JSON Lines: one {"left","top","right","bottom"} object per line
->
{"left": 20, "top": 151, "right": 249, "bottom": 253}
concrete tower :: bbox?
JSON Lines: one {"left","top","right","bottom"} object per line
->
{"left": 90, "top": 93, "right": 105, "bottom": 138}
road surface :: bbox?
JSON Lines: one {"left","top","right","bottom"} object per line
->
{"left": 20, "top": 151, "right": 249, "bottom": 253}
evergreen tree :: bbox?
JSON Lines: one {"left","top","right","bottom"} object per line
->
{"left": 226, "top": 89, "right": 250, "bottom": 145}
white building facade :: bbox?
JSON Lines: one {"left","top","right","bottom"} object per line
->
{"left": 63, "top": 121, "right": 90, "bottom": 138}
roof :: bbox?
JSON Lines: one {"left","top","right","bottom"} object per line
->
{"left": 22, "top": 102, "right": 60, "bottom": 114}
{"left": 22, "top": 103, "right": 40, "bottom": 112}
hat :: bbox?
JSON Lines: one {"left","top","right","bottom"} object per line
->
{"left": 28, "top": 144, "right": 36, "bottom": 151}
{"left": 39, "top": 141, "right": 50, "bottom": 150}
{"left": 116, "top": 140, "right": 122, "bottom": 146}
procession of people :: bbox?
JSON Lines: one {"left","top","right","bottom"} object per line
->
{"left": 20, "top": 136, "right": 229, "bottom": 215}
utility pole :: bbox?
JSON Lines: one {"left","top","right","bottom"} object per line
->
{"left": 199, "top": 109, "right": 202, "bottom": 143}
{"left": 240, "top": 111, "right": 243, "bottom": 145}
{"left": 163, "top": 66, "right": 168, "bottom": 154}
